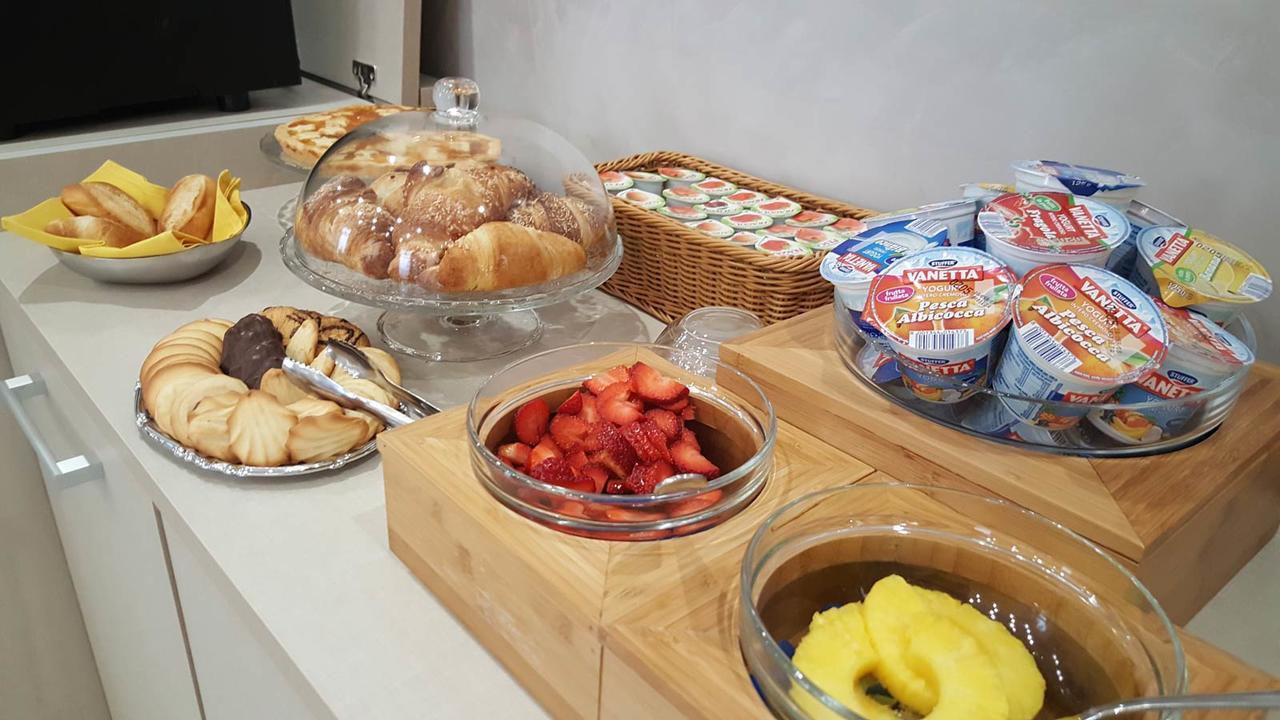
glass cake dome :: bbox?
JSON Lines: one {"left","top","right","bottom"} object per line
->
{"left": 281, "top": 77, "right": 622, "bottom": 361}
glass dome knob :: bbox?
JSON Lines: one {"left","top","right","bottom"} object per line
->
{"left": 432, "top": 77, "right": 481, "bottom": 127}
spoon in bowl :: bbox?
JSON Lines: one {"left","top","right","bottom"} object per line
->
{"left": 1065, "top": 690, "right": 1280, "bottom": 719}
{"left": 652, "top": 473, "right": 710, "bottom": 494}
{"left": 321, "top": 340, "right": 438, "bottom": 419}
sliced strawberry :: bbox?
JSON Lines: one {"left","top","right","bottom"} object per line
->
{"left": 585, "top": 421, "right": 619, "bottom": 452}
{"left": 629, "top": 362, "right": 689, "bottom": 404}
{"left": 645, "top": 408, "right": 683, "bottom": 439}
{"left": 623, "top": 460, "right": 677, "bottom": 495}
{"left": 681, "top": 405, "right": 696, "bottom": 422}
{"left": 549, "top": 413, "right": 590, "bottom": 452}
{"left": 496, "top": 442, "right": 532, "bottom": 469}
{"left": 564, "top": 478, "right": 595, "bottom": 494}
{"left": 604, "top": 507, "right": 666, "bottom": 523}
{"left": 598, "top": 382, "right": 644, "bottom": 426}
{"left": 678, "top": 428, "right": 701, "bottom": 451}
{"left": 659, "top": 396, "right": 689, "bottom": 412}
{"left": 587, "top": 423, "right": 638, "bottom": 477}
{"left": 669, "top": 489, "right": 724, "bottom": 517}
{"left": 565, "top": 449, "right": 588, "bottom": 470}
{"left": 514, "top": 398, "right": 550, "bottom": 445}
{"left": 530, "top": 456, "right": 574, "bottom": 487}
{"left": 557, "top": 500, "right": 589, "bottom": 518}
{"left": 584, "top": 365, "right": 630, "bottom": 395}
{"left": 603, "top": 478, "right": 627, "bottom": 495}
{"left": 579, "top": 462, "right": 609, "bottom": 493}
{"left": 623, "top": 419, "right": 671, "bottom": 464}
{"left": 557, "top": 390, "right": 584, "bottom": 416}
{"left": 579, "top": 393, "right": 600, "bottom": 424}
{"left": 528, "top": 435, "right": 563, "bottom": 468}
{"left": 670, "top": 440, "right": 720, "bottom": 479}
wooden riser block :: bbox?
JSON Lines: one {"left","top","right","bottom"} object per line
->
{"left": 719, "top": 306, "right": 1280, "bottom": 624}
{"left": 381, "top": 406, "right": 1277, "bottom": 719}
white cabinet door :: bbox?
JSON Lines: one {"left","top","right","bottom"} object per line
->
{"left": 165, "top": 520, "right": 333, "bottom": 720}
{"left": 0, "top": 308, "right": 201, "bottom": 720}
{"left": 292, "top": 0, "right": 422, "bottom": 104}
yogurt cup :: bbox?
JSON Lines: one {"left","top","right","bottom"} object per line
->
{"left": 960, "top": 182, "right": 1016, "bottom": 208}
{"left": 857, "top": 342, "right": 902, "bottom": 384}
{"left": 623, "top": 171, "right": 665, "bottom": 195}
{"left": 864, "top": 247, "right": 1017, "bottom": 403}
{"left": 1109, "top": 201, "right": 1184, "bottom": 278}
{"left": 755, "top": 197, "right": 803, "bottom": 223}
{"left": 663, "top": 186, "right": 711, "bottom": 208}
{"left": 725, "top": 189, "right": 769, "bottom": 207}
{"left": 1088, "top": 303, "right": 1253, "bottom": 444}
{"left": 685, "top": 219, "right": 733, "bottom": 238}
{"left": 992, "top": 264, "right": 1168, "bottom": 429}
{"left": 785, "top": 210, "right": 838, "bottom": 229}
{"left": 757, "top": 224, "right": 797, "bottom": 239}
{"left": 754, "top": 237, "right": 810, "bottom": 257}
{"left": 791, "top": 227, "right": 842, "bottom": 251}
{"left": 598, "top": 170, "right": 633, "bottom": 194}
{"left": 692, "top": 177, "right": 737, "bottom": 197}
{"left": 819, "top": 219, "right": 950, "bottom": 349}
{"left": 656, "top": 167, "right": 705, "bottom": 188}
{"left": 727, "top": 231, "right": 761, "bottom": 246}
{"left": 960, "top": 395, "right": 1072, "bottom": 447}
{"left": 723, "top": 211, "right": 773, "bottom": 231}
{"left": 1011, "top": 160, "right": 1145, "bottom": 209}
{"left": 697, "top": 199, "right": 742, "bottom": 217}
{"left": 829, "top": 217, "right": 869, "bottom": 238}
{"left": 1130, "top": 226, "right": 1272, "bottom": 324}
{"left": 866, "top": 198, "right": 979, "bottom": 247}
{"left": 979, "top": 192, "right": 1130, "bottom": 277}
{"left": 616, "top": 188, "right": 665, "bottom": 210}
{"left": 657, "top": 205, "right": 707, "bottom": 222}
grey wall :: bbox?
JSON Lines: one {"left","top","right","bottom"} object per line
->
{"left": 424, "top": 0, "right": 1280, "bottom": 360}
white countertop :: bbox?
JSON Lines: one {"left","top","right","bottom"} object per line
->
{"left": 0, "top": 182, "right": 663, "bottom": 719}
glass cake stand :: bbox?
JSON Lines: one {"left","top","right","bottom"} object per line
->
{"left": 259, "top": 131, "right": 310, "bottom": 230}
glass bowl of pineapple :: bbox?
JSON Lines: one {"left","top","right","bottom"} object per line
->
{"left": 739, "top": 483, "right": 1185, "bottom": 720}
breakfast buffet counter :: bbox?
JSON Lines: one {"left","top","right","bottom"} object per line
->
{"left": 0, "top": 182, "right": 662, "bottom": 719}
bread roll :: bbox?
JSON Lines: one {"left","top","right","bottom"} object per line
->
{"left": 45, "top": 216, "right": 146, "bottom": 248}
{"left": 160, "top": 174, "right": 217, "bottom": 240}
{"left": 59, "top": 182, "right": 156, "bottom": 237}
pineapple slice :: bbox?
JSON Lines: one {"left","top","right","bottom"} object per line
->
{"left": 790, "top": 603, "right": 898, "bottom": 720}
{"left": 906, "top": 614, "right": 1010, "bottom": 720}
{"left": 864, "top": 575, "right": 939, "bottom": 713}
{"left": 919, "top": 589, "right": 1046, "bottom": 720}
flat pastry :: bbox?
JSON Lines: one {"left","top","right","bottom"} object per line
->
{"left": 320, "top": 130, "right": 501, "bottom": 177}
{"left": 273, "top": 104, "right": 419, "bottom": 168}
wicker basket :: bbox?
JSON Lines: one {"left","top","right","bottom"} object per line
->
{"left": 594, "top": 151, "right": 876, "bottom": 325}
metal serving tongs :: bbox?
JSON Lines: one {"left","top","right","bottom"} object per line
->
{"left": 321, "top": 340, "right": 439, "bottom": 419}
{"left": 281, "top": 358, "right": 414, "bottom": 429}
{"left": 1064, "top": 690, "right": 1280, "bottom": 720}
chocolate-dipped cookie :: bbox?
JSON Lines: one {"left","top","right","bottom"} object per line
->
{"left": 220, "top": 314, "right": 286, "bottom": 389}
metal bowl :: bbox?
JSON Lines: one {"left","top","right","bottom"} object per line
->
{"left": 53, "top": 204, "right": 251, "bottom": 285}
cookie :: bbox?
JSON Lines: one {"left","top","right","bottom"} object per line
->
{"left": 287, "top": 412, "right": 371, "bottom": 463}
{"left": 227, "top": 390, "right": 297, "bottom": 466}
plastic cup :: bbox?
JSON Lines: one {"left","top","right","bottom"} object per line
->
{"left": 692, "top": 177, "right": 737, "bottom": 197}
{"left": 616, "top": 187, "right": 664, "bottom": 210}
{"left": 819, "top": 219, "right": 949, "bottom": 350}
{"left": 663, "top": 186, "right": 710, "bottom": 208}
{"left": 1011, "top": 160, "right": 1145, "bottom": 210}
{"left": 1129, "top": 225, "right": 1272, "bottom": 325}
{"left": 1108, "top": 200, "right": 1184, "bottom": 278}
{"left": 979, "top": 192, "right": 1130, "bottom": 277}
{"left": 1088, "top": 303, "right": 1254, "bottom": 444}
{"left": 992, "top": 264, "right": 1168, "bottom": 429}
{"left": 656, "top": 306, "right": 763, "bottom": 378}
{"left": 622, "top": 171, "right": 664, "bottom": 195}
{"left": 598, "top": 170, "right": 633, "bottom": 194}
{"left": 863, "top": 247, "right": 1017, "bottom": 403}
{"left": 656, "top": 166, "right": 705, "bottom": 188}
{"left": 865, "top": 198, "right": 979, "bottom": 247}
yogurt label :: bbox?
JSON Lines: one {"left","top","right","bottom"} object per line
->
{"left": 786, "top": 210, "right": 838, "bottom": 228}
{"left": 618, "top": 188, "right": 664, "bottom": 209}
{"left": 819, "top": 220, "right": 949, "bottom": 284}
{"left": 725, "top": 190, "right": 768, "bottom": 206}
{"left": 699, "top": 199, "right": 742, "bottom": 216}
{"left": 1013, "top": 265, "right": 1167, "bottom": 385}
{"left": 829, "top": 217, "right": 869, "bottom": 237}
{"left": 666, "top": 186, "right": 708, "bottom": 201}
{"left": 657, "top": 167, "right": 705, "bottom": 182}
{"left": 980, "top": 193, "right": 1125, "bottom": 254}
{"left": 598, "top": 170, "right": 633, "bottom": 192}
{"left": 1138, "top": 226, "right": 1273, "bottom": 305}
{"left": 686, "top": 219, "right": 733, "bottom": 238}
{"left": 693, "top": 178, "right": 735, "bottom": 194}
{"left": 755, "top": 237, "right": 810, "bottom": 256}
{"left": 724, "top": 212, "right": 772, "bottom": 230}
{"left": 1161, "top": 302, "right": 1252, "bottom": 368}
{"left": 658, "top": 205, "right": 706, "bottom": 221}
{"left": 792, "top": 227, "right": 841, "bottom": 250}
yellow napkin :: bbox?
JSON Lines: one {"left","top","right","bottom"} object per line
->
{"left": 1, "top": 161, "right": 248, "bottom": 259}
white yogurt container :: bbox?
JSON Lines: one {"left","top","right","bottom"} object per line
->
{"left": 656, "top": 167, "right": 705, "bottom": 188}
{"left": 785, "top": 210, "right": 838, "bottom": 229}
{"left": 684, "top": 219, "right": 733, "bottom": 238}
{"left": 791, "top": 227, "right": 842, "bottom": 251}
{"left": 598, "top": 170, "right": 633, "bottom": 194}
{"left": 727, "top": 231, "right": 761, "bottom": 246}
{"left": 1088, "top": 303, "right": 1253, "bottom": 444}
{"left": 623, "top": 171, "right": 665, "bottom": 195}
{"left": 865, "top": 198, "right": 979, "bottom": 247}
{"left": 657, "top": 205, "right": 707, "bottom": 223}
{"left": 993, "top": 264, "right": 1168, "bottom": 429}
{"left": 722, "top": 211, "right": 774, "bottom": 232}
{"left": 616, "top": 188, "right": 665, "bottom": 210}
{"left": 663, "top": 186, "right": 710, "bottom": 208}
{"left": 1130, "top": 225, "right": 1273, "bottom": 324}
{"left": 692, "top": 177, "right": 737, "bottom": 198}
{"left": 724, "top": 189, "right": 769, "bottom": 207}
{"left": 863, "top": 247, "right": 1017, "bottom": 403}
{"left": 757, "top": 224, "right": 797, "bottom": 239}
{"left": 979, "top": 192, "right": 1130, "bottom": 277}
{"left": 755, "top": 237, "right": 810, "bottom": 257}
{"left": 754, "top": 197, "right": 803, "bottom": 223}
{"left": 1109, "top": 200, "right": 1184, "bottom": 277}
{"left": 1011, "top": 160, "right": 1145, "bottom": 210}
{"left": 697, "top": 199, "right": 742, "bottom": 217}
{"left": 819, "top": 219, "right": 949, "bottom": 350}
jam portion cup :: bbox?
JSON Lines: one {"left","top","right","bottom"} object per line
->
{"left": 468, "top": 342, "right": 775, "bottom": 541}
{"left": 740, "top": 483, "right": 1185, "bottom": 719}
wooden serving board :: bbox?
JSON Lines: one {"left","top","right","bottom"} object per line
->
{"left": 381, "top": 406, "right": 1277, "bottom": 719}
{"left": 718, "top": 306, "right": 1280, "bottom": 625}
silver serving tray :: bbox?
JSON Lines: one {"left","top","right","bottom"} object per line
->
{"left": 134, "top": 383, "right": 378, "bottom": 478}
{"left": 54, "top": 204, "right": 252, "bottom": 285}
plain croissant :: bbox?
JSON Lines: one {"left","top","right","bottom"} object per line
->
{"left": 295, "top": 177, "right": 396, "bottom": 279}
{"left": 426, "top": 221, "right": 586, "bottom": 292}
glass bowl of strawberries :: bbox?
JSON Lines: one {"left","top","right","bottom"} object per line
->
{"left": 467, "top": 342, "right": 776, "bottom": 540}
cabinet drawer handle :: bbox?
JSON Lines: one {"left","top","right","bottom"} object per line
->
{"left": 1, "top": 374, "right": 102, "bottom": 487}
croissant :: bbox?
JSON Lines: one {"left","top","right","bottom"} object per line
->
{"left": 296, "top": 177, "right": 396, "bottom": 278}
{"left": 396, "top": 162, "right": 536, "bottom": 240}
{"left": 508, "top": 192, "right": 607, "bottom": 249}
{"left": 424, "top": 221, "right": 586, "bottom": 292}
